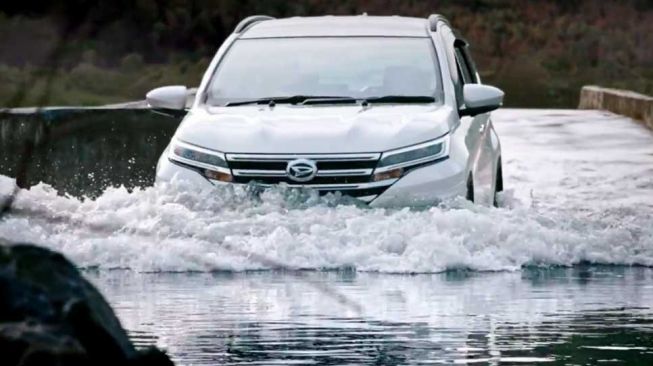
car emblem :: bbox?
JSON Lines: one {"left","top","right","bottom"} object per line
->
{"left": 286, "top": 159, "right": 318, "bottom": 182}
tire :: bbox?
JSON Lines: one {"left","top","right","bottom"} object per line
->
{"left": 465, "top": 174, "right": 474, "bottom": 203}
{"left": 493, "top": 158, "right": 503, "bottom": 207}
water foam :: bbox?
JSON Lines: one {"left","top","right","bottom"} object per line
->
{"left": 1, "top": 175, "right": 651, "bottom": 273}
{"left": 1, "top": 109, "right": 652, "bottom": 272}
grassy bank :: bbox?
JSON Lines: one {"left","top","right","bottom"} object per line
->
{"left": 0, "top": 56, "right": 210, "bottom": 107}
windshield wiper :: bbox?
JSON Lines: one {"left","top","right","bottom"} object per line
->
{"left": 301, "top": 97, "right": 358, "bottom": 105}
{"left": 224, "top": 95, "right": 355, "bottom": 107}
{"left": 362, "top": 95, "right": 436, "bottom": 104}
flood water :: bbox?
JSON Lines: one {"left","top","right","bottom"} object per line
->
{"left": 90, "top": 268, "right": 653, "bottom": 365}
{"left": 1, "top": 109, "right": 653, "bottom": 364}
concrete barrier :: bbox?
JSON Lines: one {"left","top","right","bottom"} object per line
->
{"left": 0, "top": 88, "right": 197, "bottom": 197}
{"left": 0, "top": 109, "right": 181, "bottom": 197}
{"left": 579, "top": 86, "right": 653, "bottom": 130}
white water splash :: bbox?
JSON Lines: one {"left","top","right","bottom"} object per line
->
{"left": 1, "top": 109, "right": 653, "bottom": 272}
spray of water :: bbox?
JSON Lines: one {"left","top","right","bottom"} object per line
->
{"left": 2, "top": 109, "right": 653, "bottom": 272}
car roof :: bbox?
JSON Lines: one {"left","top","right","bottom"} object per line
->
{"left": 239, "top": 16, "right": 430, "bottom": 38}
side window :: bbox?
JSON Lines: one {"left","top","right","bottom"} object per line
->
{"left": 462, "top": 47, "right": 480, "bottom": 83}
{"left": 454, "top": 45, "right": 478, "bottom": 84}
{"left": 454, "top": 48, "right": 473, "bottom": 84}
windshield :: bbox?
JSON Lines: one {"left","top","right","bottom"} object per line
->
{"left": 206, "top": 37, "right": 443, "bottom": 106}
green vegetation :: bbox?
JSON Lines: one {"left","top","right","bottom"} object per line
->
{"left": 0, "top": 56, "right": 209, "bottom": 107}
{"left": 1, "top": 0, "right": 651, "bottom": 108}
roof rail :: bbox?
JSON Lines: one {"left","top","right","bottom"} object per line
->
{"left": 234, "top": 15, "right": 274, "bottom": 34}
{"left": 427, "top": 14, "right": 450, "bottom": 32}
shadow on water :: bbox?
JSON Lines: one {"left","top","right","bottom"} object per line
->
{"left": 88, "top": 267, "right": 653, "bottom": 365}
{"left": 0, "top": 108, "right": 180, "bottom": 197}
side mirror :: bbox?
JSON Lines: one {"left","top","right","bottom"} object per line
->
{"left": 146, "top": 86, "right": 188, "bottom": 117}
{"left": 460, "top": 84, "right": 504, "bottom": 117}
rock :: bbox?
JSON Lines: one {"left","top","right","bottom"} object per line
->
{"left": 0, "top": 243, "right": 174, "bottom": 366}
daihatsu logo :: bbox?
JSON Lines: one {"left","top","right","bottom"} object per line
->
{"left": 286, "top": 159, "right": 318, "bottom": 182}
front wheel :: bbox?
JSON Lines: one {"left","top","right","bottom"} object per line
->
{"left": 493, "top": 158, "right": 503, "bottom": 207}
{"left": 465, "top": 174, "right": 474, "bottom": 203}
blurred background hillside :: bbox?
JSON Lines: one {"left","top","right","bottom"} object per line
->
{"left": 1, "top": 0, "right": 652, "bottom": 108}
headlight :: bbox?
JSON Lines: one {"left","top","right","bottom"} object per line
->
{"left": 373, "top": 135, "right": 449, "bottom": 180}
{"left": 169, "top": 138, "right": 232, "bottom": 182}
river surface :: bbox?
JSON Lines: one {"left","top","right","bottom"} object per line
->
{"left": 1, "top": 109, "right": 653, "bottom": 364}
{"left": 90, "top": 268, "right": 653, "bottom": 365}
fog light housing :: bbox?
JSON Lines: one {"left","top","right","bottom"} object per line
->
{"left": 372, "top": 168, "right": 403, "bottom": 182}
{"left": 204, "top": 169, "right": 233, "bottom": 182}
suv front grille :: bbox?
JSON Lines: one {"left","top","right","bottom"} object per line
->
{"left": 228, "top": 159, "right": 377, "bottom": 171}
{"left": 224, "top": 152, "right": 395, "bottom": 200}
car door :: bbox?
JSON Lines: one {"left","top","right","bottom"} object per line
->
{"left": 452, "top": 40, "right": 494, "bottom": 204}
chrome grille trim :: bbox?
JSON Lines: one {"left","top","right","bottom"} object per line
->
{"left": 226, "top": 152, "right": 381, "bottom": 162}
{"left": 316, "top": 169, "right": 373, "bottom": 176}
{"left": 231, "top": 168, "right": 374, "bottom": 177}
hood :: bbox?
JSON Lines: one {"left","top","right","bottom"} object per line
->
{"left": 174, "top": 104, "right": 455, "bottom": 154}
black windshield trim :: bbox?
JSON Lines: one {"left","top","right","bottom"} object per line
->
{"left": 223, "top": 95, "right": 437, "bottom": 107}
{"left": 224, "top": 95, "right": 358, "bottom": 107}
{"left": 364, "top": 95, "right": 436, "bottom": 104}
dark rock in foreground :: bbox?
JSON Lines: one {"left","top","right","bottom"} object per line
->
{"left": 0, "top": 243, "right": 174, "bottom": 366}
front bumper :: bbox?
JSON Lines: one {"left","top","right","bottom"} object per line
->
{"left": 156, "top": 156, "right": 467, "bottom": 207}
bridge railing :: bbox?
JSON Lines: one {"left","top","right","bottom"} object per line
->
{"left": 579, "top": 86, "right": 653, "bottom": 130}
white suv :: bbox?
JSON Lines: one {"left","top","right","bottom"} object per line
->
{"left": 149, "top": 15, "right": 504, "bottom": 207}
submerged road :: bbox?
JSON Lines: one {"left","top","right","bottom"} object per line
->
{"left": 1, "top": 109, "right": 653, "bottom": 364}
